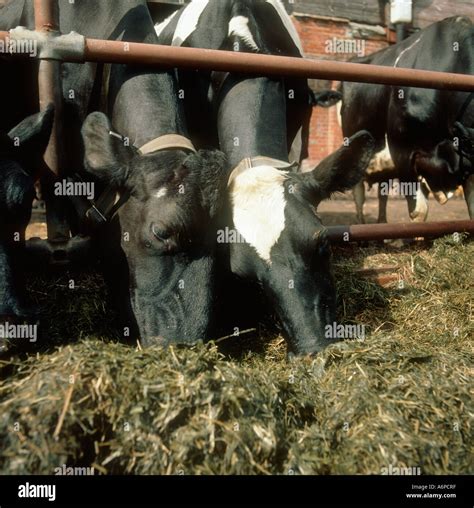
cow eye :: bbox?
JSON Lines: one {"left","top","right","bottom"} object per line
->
{"left": 151, "top": 224, "right": 171, "bottom": 242}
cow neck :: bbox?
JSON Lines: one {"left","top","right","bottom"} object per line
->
{"left": 218, "top": 77, "right": 289, "bottom": 170}
{"left": 109, "top": 71, "right": 188, "bottom": 150}
{"left": 49, "top": 0, "right": 186, "bottom": 150}
{"left": 222, "top": 128, "right": 290, "bottom": 172}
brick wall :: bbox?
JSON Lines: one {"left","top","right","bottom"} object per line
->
{"left": 292, "top": 15, "right": 390, "bottom": 167}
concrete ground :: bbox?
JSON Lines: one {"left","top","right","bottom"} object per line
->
{"left": 318, "top": 194, "right": 469, "bottom": 226}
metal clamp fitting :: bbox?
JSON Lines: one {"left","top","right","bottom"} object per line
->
{"left": 8, "top": 26, "right": 85, "bottom": 62}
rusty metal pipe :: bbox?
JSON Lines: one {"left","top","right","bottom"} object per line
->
{"left": 81, "top": 39, "right": 474, "bottom": 91}
{"left": 34, "top": 0, "right": 70, "bottom": 242}
{"left": 34, "top": 0, "right": 60, "bottom": 33}
{"left": 1, "top": 31, "right": 474, "bottom": 91}
{"left": 35, "top": 0, "right": 61, "bottom": 175}
{"left": 326, "top": 220, "right": 474, "bottom": 243}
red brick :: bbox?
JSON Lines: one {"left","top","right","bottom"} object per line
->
{"left": 292, "top": 16, "right": 389, "bottom": 164}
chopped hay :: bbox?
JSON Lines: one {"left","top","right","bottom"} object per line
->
{"left": 0, "top": 236, "right": 472, "bottom": 474}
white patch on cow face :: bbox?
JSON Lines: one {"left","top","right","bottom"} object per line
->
{"left": 229, "top": 165, "right": 288, "bottom": 263}
{"left": 265, "top": 0, "right": 304, "bottom": 54}
{"left": 155, "top": 187, "right": 168, "bottom": 199}
{"left": 171, "top": 0, "right": 209, "bottom": 47}
{"left": 154, "top": 10, "right": 179, "bottom": 37}
{"left": 228, "top": 16, "right": 259, "bottom": 52}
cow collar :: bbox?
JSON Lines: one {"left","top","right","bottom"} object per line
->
{"left": 86, "top": 186, "right": 130, "bottom": 225}
{"left": 138, "top": 134, "right": 197, "bottom": 155}
{"left": 85, "top": 132, "right": 196, "bottom": 227}
{"left": 227, "top": 156, "right": 299, "bottom": 187}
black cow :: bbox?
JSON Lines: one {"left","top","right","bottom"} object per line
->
{"left": 337, "top": 16, "right": 474, "bottom": 222}
{"left": 0, "top": 107, "right": 54, "bottom": 331}
{"left": 1, "top": 0, "right": 228, "bottom": 346}
{"left": 157, "top": 0, "right": 375, "bottom": 355}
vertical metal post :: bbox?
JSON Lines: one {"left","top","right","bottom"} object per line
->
{"left": 34, "top": 0, "right": 70, "bottom": 243}
{"left": 395, "top": 23, "right": 406, "bottom": 42}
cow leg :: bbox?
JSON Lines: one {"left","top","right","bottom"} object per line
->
{"left": 353, "top": 181, "right": 366, "bottom": 224}
{"left": 377, "top": 183, "right": 388, "bottom": 223}
{"left": 406, "top": 182, "right": 429, "bottom": 222}
{"left": 463, "top": 174, "right": 474, "bottom": 219}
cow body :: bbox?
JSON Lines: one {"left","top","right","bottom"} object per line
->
{"left": 156, "top": 0, "right": 314, "bottom": 164}
{"left": 0, "top": 0, "right": 227, "bottom": 346}
{"left": 338, "top": 16, "right": 474, "bottom": 222}
{"left": 157, "top": 0, "right": 375, "bottom": 355}
{"left": 0, "top": 107, "right": 54, "bottom": 345}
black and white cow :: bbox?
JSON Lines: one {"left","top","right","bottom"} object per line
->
{"left": 157, "top": 0, "right": 375, "bottom": 355}
{"left": 155, "top": 0, "right": 341, "bottom": 161}
{"left": 337, "top": 16, "right": 474, "bottom": 222}
{"left": 1, "top": 0, "right": 228, "bottom": 346}
{"left": 0, "top": 107, "right": 54, "bottom": 334}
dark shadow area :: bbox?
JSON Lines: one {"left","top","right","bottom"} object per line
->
{"left": 0, "top": 263, "right": 122, "bottom": 367}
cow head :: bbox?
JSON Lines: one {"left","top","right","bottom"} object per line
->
{"left": 413, "top": 120, "right": 474, "bottom": 197}
{"left": 228, "top": 131, "right": 375, "bottom": 355}
{"left": 412, "top": 138, "right": 466, "bottom": 197}
{"left": 0, "top": 106, "right": 54, "bottom": 325}
{"left": 81, "top": 112, "right": 228, "bottom": 347}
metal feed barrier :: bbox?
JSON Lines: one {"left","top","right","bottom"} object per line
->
{"left": 1, "top": 0, "right": 473, "bottom": 260}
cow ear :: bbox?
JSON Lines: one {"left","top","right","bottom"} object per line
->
{"left": 7, "top": 104, "right": 55, "bottom": 172}
{"left": 81, "top": 112, "right": 134, "bottom": 188}
{"left": 302, "top": 130, "right": 375, "bottom": 205}
{"left": 184, "top": 149, "right": 228, "bottom": 220}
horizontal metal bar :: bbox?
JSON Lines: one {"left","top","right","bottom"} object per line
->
{"left": 82, "top": 39, "right": 474, "bottom": 91}
{"left": 326, "top": 220, "right": 474, "bottom": 243}
{"left": 1, "top": 30, "right": 474, "bottom": 91}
